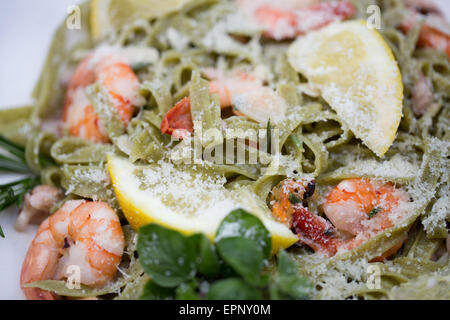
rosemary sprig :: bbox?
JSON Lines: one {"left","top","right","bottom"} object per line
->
{"left": 0, "top": 136, "right": 30, "bottom": 173}
{"left": 0, "top": 177, "right": 40, "bottom": 238}
{"left": 0, "top": 136, "right": 43, "bottom": 238}
{"left": 0, "top": 136, "right": 26, "bottom": 159}
{"left": 0, "top": 154, "right": 31, "bottom": 172}
{"left": 0, "top": 177, "right": 40, "bottom": 211}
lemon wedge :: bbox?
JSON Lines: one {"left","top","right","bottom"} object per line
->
{"left": 91, "top": 0, "right": 193, "bottom": 40}
{"left": 287, "top": 20, "right": 403, "bottom": 157}
{"left": 107, "top": 155, "right": 298, "bottom": 253}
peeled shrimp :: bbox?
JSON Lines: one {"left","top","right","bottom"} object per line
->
{"left": 63, "top": 48, "right": 143, "bottom": 143}
{"left": 20, "top": 200, "right": 125, "bottom": 300}
{"left": 270, "top": 178, "right": 410, "bottom": 259}
{"left": 401, "top": 0, "right": 450, "bottom": 58}
{"left": 237, "top": 0, "right": 355, "bottom": 40}
{"left": 160, "top": 69, "right": 285, "bottom": 139}
{"left": 15, "top": 185, "right": 63, "bottom": 232}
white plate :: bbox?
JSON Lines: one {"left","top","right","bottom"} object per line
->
{"left": 0, "top": 0, "right": 449, "bottom": 300}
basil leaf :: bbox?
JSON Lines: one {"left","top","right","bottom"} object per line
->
{"left": 215, "top": 208, "right": 271, "bottom": 258}
{"left": 140, "top": 280, "right": 174, "bottom": 300}
{"left": 369, "top": 207, "right": 382, "bottom": 219}
{"left": 277, "top": 250, "right": 298, "bottom": 276}
{"left": 207, "top": 278, "right": 262, "bottom": 300}
{"left": 272, "top": 250, "right": 314, "bottom": 299}
{"left": 175, "top": 281, "right": 201, "bottom": 300}
{"left": 137, "top": 224, "right": 197, "bottom": 287}
{"left": 275, "top": 274, "right": 313, "bottom": 300}
{"left": 190, "top": 234, "right": 221, "bottom": 278}
{"left": 216, "top": 237, "right": 264, "bottom": 286}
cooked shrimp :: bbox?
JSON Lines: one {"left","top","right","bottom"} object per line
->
{"left": 160, "top": 97, "right": 193, "bottom": 140}
{"left": 322, "top": 179, "right": 409, "bottom": 236}
{"left": 63, "top": 48, "right": 143, "bottom": 143}
{"left": 270, "top": 178, "right": 410, "bottom": 259}
{"left": 401, "top": 1, "right": 450, "bottom": 58}
{"left": 270, "top": 179, "right": 339, "bottom": 255}
{"left": 161, "top": 69, "right": 285, "bottom": 138}
{"left": 15, "top": 185, "right": 63, "bottom": 232}
{"left": 237, "top": 0, "right": 355, "bottom": 40}
{"left": 20, "top": 200, "right": 125, "bottom": 300}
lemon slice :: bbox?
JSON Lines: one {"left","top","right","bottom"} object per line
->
{"left": 107, "top": 155, "right": 297, "bottom": 253}
{"left": 287, "top": 20, "right": 403, "bottom": 157}
{"left": 91, "top": 0, "right": 193, "bottom": 40}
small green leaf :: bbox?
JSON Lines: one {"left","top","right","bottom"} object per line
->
{"left": 0, "top": 135, "right": 26, "bottom": 160}
{"left": 288, "top": 193, "right": 301, "bottom": 204}
{"left": 175, "top": 281, "right": 200, "bottom": 300}
{"left": 215, "top": 208, "right": 271, "bottom": 258}
{"left": 277, "top": 250, "right": 298, "bottom": 276}
{"left": 216, "top": 237, "right": 264, "bottom": 286}
{"left": 140, "top": 280, "right": 174, "bottom": 300}
{"left": 369, "top": 207, "right": 382, "bottom": 219}
{"left": 137, "top": 224, "right": 197, "bottom": 288}
{"left": 276, "top": 275, "right": 313, "bottom": 300}
{"left": 207, "top": 278, "right": 262, "bottom": 300}
{"left": 272, "top": 250, "right": 313, "bottom": 300}
{"left": 190, "top": 234, "right": 221, "bottom": 278}
{"left": 0, "top": 176, "right": 40, "bottom": 212}
{"left": 0, "top": 224, "right": 4, "bottom": 238}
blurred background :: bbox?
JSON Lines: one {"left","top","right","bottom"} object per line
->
{"left": 0, "top": 0, "right": 448, "bottom": 299}
{"left": 0, "top": 0, "right": 82, "bottom": 108}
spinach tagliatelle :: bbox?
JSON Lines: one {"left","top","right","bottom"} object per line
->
{"left": 0, "top": 0, "right": 449, "bottom": 300}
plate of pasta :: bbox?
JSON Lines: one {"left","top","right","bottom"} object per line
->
{"left": 0, "top": 0, "right": 449, "bottom": 300}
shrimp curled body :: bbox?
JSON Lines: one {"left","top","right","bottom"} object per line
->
{"left": 63, "top": 48, "right": 142, "bottom": 143}
{"left": 20, "top": 200, "right": 125, "bottom": 300}
{"left": 270, "top": 178, "right": 410, "bottom": 259}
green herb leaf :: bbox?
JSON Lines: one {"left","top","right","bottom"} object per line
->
{"left": 215, "top": 208, "right": 271, "bottom": 258}
{"left": 175, "top": 281, "right": 200, "bottom": 300}
{"left": 277, "top": 250, "right": 298, "bottom": 276}
{"left": 0, "top": 225, "right": 4, "bottom": 238}
{"left": 190, "top": 234, "right": 221, "bottom": 279}
{"left": 0, "top": 154, "right": 30, "bottom": 173}
{"left": 207, "top": 278, "right": 262, "bottom": 300}
{"left": 140, "top": 280, "right": 174, "bottom": 300}
{"left": 0, "top": 136, "right": 26, "bottom": 160}
{"left": 216, "top": 237, "right": 264, "bottom": 286}
{"left": 137, "top": 224, "right": 197, "bottom": 288}
{"left": 0, "top": 135, "right": 31, "bottom": 173}
{"left": 273, "top": 250, "right": 313, "bottom": 299}
{"left": 0, "top": 177, "right": 40, "bottom": 212}
{"left": 369, "top": 207, "right": 382, "bottom": 219}
{"left": 275, "top": 274, "right": 313, "bottom": 300}
{"left": 288, "top": 193, "right": 301, "bottom": 204}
